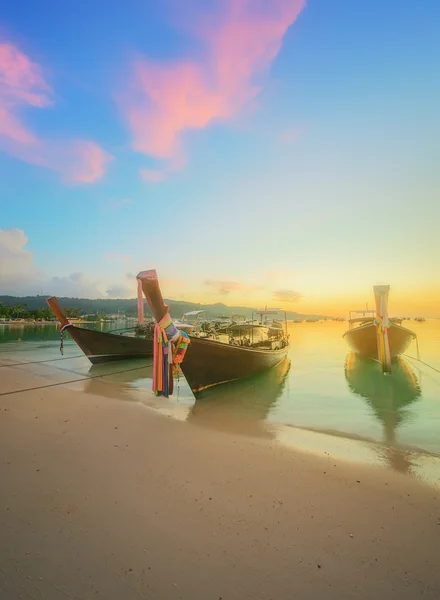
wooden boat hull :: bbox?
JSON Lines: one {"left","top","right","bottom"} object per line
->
{"left": 179, "top": 335, "right": 289, "bottom": 395}
{"left": 65, "top": 325, "right": 154, "bottom": 364}
{"left": 342, "top": 322, "right": 415, "bottom": 360}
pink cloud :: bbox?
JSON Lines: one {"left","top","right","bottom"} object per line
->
{"left": 0, "top": 41, "right": 111, "bottom": 182}
{"left": 120, "top": 0, "right": 305, "bottom": 178}
{"left": 0, "top": 43, "right": 52, "bottom": 109}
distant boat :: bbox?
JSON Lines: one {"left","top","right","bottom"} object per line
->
{"left": 389, "top": 317, "right": 403, "bottom": 325}
{"left": 342, "top": 286, "right": 416, "bottom": 370}
{"left": 173, "top": 310, "right": 206, "bottom": 334}
{"left": 213, "top": 316, "right": 233, "bottom": 332}
{"left": 266, "top": 319, "right": 285, "bottom": 337}
{"left": 46, "top": 297, "right": 154, "bottom": 364}
{"left": 415, "top": 317, "right": 426, "bottom": 323}
{"left": 226, "top": 322, "right": 267, "bottom": 336}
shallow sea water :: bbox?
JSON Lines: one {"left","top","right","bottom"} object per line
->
{"left": 1, "top": 319, "right": 439, "bottom": 486}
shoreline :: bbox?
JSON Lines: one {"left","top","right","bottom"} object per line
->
{"left": 1, "top": 352, "right": 439, "bottom": 488}
{"left": 0, "top": 320, "right": 136, "bottom": 325}
{"left": 1, "top": 365, "right": 440, "bottom": 599}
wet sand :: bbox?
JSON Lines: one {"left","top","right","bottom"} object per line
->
{"left": 1, "top": 366, "right": 439, "bottom": 600}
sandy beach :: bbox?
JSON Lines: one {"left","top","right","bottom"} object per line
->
{"left": 1, "top": 364, "right": 439, "bottom": 600}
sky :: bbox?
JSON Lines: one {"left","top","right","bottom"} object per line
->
{"left": 0, "top": 0, "right": 439, "bottom": 317}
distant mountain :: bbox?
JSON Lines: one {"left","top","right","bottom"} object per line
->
{"left": 0, "top": 295, "right": 331, "bottom": 321}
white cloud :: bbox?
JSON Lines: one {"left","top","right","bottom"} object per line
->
{"left": 106, "top": 284, "right": 135, "bottom": 299}
{"left": 0, "top": 228, "right": 44, "bottom": 293}
{"left": 48, "top": 273, "right": 104, "bottom": 298}
{"left": 0, "top": 227, "right": 116, "bottom": 298}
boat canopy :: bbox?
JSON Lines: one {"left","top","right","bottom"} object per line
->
{"left": 348, "top": 316, "right": 375, "bottom": 324}
{"left": 183, "top": 310, "right": 205, "bottom": 317}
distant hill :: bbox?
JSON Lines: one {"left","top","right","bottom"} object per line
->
{"left": 0, "top": 295, "right": 331, "bottom": 321}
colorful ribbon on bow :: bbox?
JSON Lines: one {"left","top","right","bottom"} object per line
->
{"left": 375, "top": 312, "right": 391, "bottom": 372}
{"left": 153, "top": 312, "right": 190, "bottom": 397}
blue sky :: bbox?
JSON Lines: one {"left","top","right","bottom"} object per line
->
{"left": 1, "top": 0, "right": 439, "bottom": 315}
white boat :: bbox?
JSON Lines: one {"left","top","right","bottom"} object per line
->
{"left": 173, "top": 310, "right": 206, "bottom": 334}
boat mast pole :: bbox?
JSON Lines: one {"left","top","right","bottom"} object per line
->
{"left": 136, "top": 270, "right": 169, "bottom": 324}
{"left": 46, "top": 297, "right": 70, "bottom": 327}
{"left": 136, "top": 269, "right": 183, "bottom": 398}
{"left": 374, "top": 285, "right": 392, "bottom": 373}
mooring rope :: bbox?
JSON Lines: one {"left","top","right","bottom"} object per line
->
{"left": 402, "top": 334, "right": 440, "bottom": 375}
{"left": 403, "top": 353, "right": 440, "bottom": 375}
{"left": 0, "top": 354, "right": 85, "bottom": 368}
{"left": 0, "top": 363, "right": 154, "bottom": 398}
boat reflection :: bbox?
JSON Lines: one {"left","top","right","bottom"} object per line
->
{"left": 81, "top": 360, "right": 154, "bottom": 402}
{"left": 186, "top": 357, "right": 290, "bottom": 438}
{"left": 344, "top": 352, "right": 422, "bottom": 475}
{"left": 82, "top": 360, "right": 193, "bottom": 420}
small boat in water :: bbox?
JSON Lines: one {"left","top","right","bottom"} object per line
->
{"left": 46, "top": 297, "right": 154, "bottom": 364}
{"left": 389, "top": 317, "right": 403, "bottom": 325}
{"left": 137, "top": 270, "right": 290, "bottom": 396}
{"left": 173, "top": 310, "right": 206, "bottom": 334}
{"left": 342, "top": 285, "right": 416, "bottom": 371}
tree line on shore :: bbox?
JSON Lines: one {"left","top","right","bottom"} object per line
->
{"left": 0, "top": 295, "right": 328, "bottom": 321}
{"left": 0, "top": 303, "right": 87, "bottom": 321}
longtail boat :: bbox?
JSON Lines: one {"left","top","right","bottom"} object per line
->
{"left": 137, "top": 270, "right": 290, "bottom": 396}
{"left": 342, "top": 285, "right": 416, "bottom": 372}
{"left": 46, "top": 296, "right": 154, "bottom": 364}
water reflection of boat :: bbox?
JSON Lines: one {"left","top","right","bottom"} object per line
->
{"left": 344, "top": 352, "right": 422, "bottom": 474}
{"left": 78, "top": 361, "right": 154, "bottom": 403}
{"left": 186, "top": 357, "right": 290, "bottom": 438}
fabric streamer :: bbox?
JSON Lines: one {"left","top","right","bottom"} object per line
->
{"left": 153, "top": 312, "right": 190, "bottom": 397}
{"left": 375, "top": 311, "right": 391, "bottom": 373}
{"left": 137, "top": 278, "right": 144, "bottom": 325}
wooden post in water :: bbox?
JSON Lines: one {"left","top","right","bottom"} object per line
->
{"left": 374, "top": 285, "right": 392, "bottom": 373}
